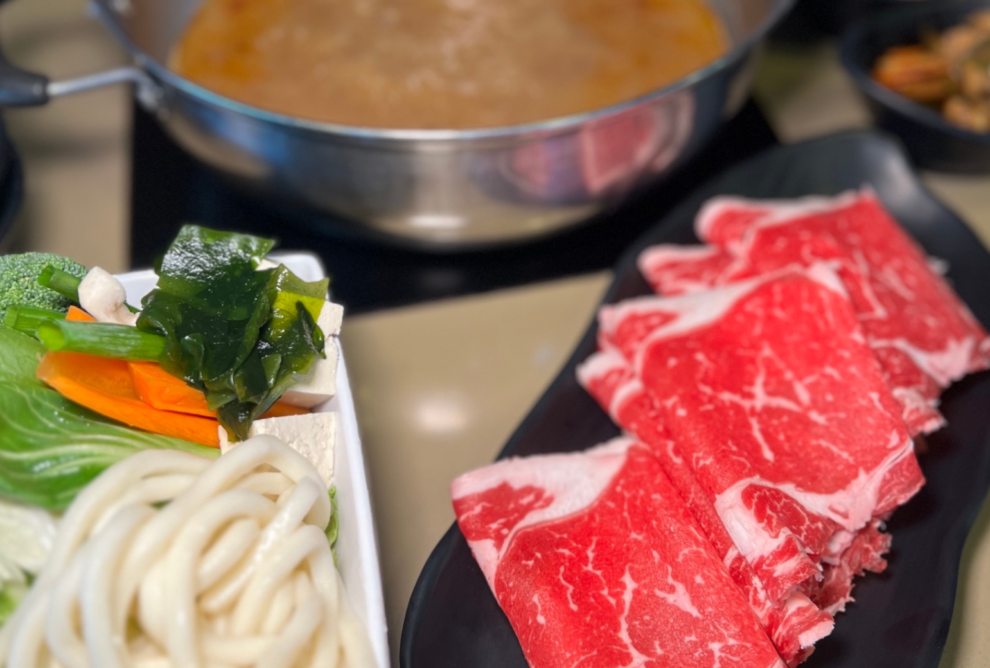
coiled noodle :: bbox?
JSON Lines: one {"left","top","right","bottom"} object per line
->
{"left": 0, "top": 436, "right": 374, "bottom": 668}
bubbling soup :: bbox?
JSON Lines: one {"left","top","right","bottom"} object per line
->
{"left": 171, "top": 0, "right": 728, "bottom": 129}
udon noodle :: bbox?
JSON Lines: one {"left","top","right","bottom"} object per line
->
{"left": 0, "top": 436, "right": 374, "bottom": 668}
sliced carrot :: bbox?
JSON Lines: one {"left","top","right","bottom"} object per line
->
{"left": 261, "top": 401, "right": 310, "bottom": 418}
{"left": 37, "top": 351, "right": 220, "bottom": 447}
{"left": 130, "top": 362, "right": 215, "bottom": 417}
{"left": 66, "top": 306, "right": 95, "bottom": 322}
{"left": 131, "top": 361, "right": 309, "bottom": 419}
{"left": 63, "top": 307, "right": 214, "bottom": 417}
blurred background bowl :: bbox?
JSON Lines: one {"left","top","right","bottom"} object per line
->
{"left": 840, "top": 0, "right": 990, "bottom": 174}
{"left": 778, "top": 0, "right": 942, "bottom": 38}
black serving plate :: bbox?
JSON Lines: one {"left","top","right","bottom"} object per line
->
{"left": 841, "top": 0, "right": 990, "bottom": 174}
{"left": 400, "top": 130, "right": 990, "bottom": 668}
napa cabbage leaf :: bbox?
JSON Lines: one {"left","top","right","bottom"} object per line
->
{"left": 0, "top": 325, "right": 218, "bottom": 512}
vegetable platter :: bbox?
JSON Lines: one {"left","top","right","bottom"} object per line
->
{"left": 0, "top": 227, "right": 388, "bottom": 668}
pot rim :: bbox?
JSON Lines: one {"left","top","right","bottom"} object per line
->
{"left": 93, "top": 0, "right": 795, "bottom": 143}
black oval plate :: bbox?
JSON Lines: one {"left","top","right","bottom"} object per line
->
{"left": 400, "top": 130, "right": 990, "bottom": 668}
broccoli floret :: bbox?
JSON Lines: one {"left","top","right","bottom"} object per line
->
{"left": 0, "top": 253, "right": 87, "bottom": 319}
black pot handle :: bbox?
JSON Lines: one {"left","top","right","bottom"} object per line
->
{"left": 0, "top": 1, "right": 162, "bottom": 109}
{"left": 0, "top": 47, "right": 50, "bottom": 107}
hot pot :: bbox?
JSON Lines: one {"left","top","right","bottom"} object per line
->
{"left": 0, "top": 0, "right": 794, "bottom": 246}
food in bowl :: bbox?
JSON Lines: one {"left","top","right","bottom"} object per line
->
{"left": 871, "top": 9, "right": 990, "bottom": 133}
{"left": 170, "top": 0, "right": 728, "bottom": 129}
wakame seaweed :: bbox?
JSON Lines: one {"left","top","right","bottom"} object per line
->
{"left": 136, "top": 225, "right": 329, "bottom": 439}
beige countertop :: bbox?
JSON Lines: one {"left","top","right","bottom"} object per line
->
{"left": 0, "top": 0, "right": 129, "bottom": 272}
{"left": 3, "top": 5, "right": 990, "bottom": 667}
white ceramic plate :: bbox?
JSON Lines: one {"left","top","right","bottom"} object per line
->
{"left": 117, "top": 253, "right": 390, "bottom": 668}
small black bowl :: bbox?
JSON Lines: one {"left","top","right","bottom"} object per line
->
{"left": 775, "top": 0, "right": 940, "bottom": 40}
{"left": 841, "top": 0, "right": 990, "bottom": 174}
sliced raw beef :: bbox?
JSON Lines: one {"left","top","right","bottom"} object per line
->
{"left": 636, "top": 245, "right": 740, "bottom": 296}
{"left": 578, "top": 351, "right": 891, "bottom": 645}
{"left": 597, "top": 266, "right": 924, "bottom": 605}
{"left": 452, "top": 438, "right": 786, "bottom": 668}
{"left": 577, "top": 350, "right": 833, "bottom": 665}
{"left": 799, "top": 520, "right": 891, "bottom": 616}
{"left": 638, "top": 189, "right": 990, "bottom": 435}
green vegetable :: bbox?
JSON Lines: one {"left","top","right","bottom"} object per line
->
{"left": 37, "top": 265, "right": 83, "bottom": 303}
{"left": 327, "top": 486, "right": 339, "bottom": 558}
{"left": 0, "top": 581, "right": 27, "bottom": 626}
{"left": 137, "top": 225, "right": 328, "bottom": 440}
{"left": 37, "top": 320, "right": 166, "bottom": 361}
{"left": 0, "top": 253, "right": 86, "bottom": 319}
{"left": 3, "top": 305, "right": 65, "bottom": 336}
{"left": 0, "top": 325, "right": 218, "bottom": 511}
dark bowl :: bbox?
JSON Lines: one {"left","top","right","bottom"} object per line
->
{"left": 776, "top": 0, "right": 941, "bottom": 40}
{"left": 840, "top": 0, "right": 990, "bottom": 174}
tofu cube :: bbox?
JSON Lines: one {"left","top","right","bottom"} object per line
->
{"left": 248, "top": 412, "right": 336, "bottom": 486}
{"left": 280, "top": 300, "right": 343, "bottom": 409}
{"left": 317, "top": 301, "right": 344, "bottom": 338}
{"left": 280, "top": 348, "right": 339, "bottom": 409}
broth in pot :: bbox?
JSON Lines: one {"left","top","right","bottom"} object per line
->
{"left": 171, "top": 0, "right": 728, "bottom": 129}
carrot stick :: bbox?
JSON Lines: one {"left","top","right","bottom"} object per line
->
{"left": 66, "top": 306, "right": 95, "bottom": 322}
{"left": 66, "top": 308, "right": 213, "bottom": 415}
{"left": 37, "top": 351, "right": 220, "bottom": 447}
{"left": 261, "top": 401, "right": 310, "bottom": 418}
{"left": 130, "top": 362, "right": 215, "bottom": 417}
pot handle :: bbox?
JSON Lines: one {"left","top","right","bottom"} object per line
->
{"left": 0, "top": 47, "right": 49, "bottom": 107}
{"left": 0, "top": 9, "right": 162, "bottom": 110}
{"left": 0, "top": 57, "right": 161, "bottom": 109}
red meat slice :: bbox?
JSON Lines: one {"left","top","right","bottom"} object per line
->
{"left": 597, "top": 266, "right": 924, "bottom": 606}
{"left": 452, "top": 438, "right": 787, "bottom": 668}
{"left": 639, "top": 190, "right": 990, "bottom": 435}
{"left": 799, "top": 520, "right": 891, "bottom": 615}
{"left": 578, "top": 351, "right": 892, "bottom": 647}
{"left": 577, "top": 350, "right": 833, "bottom": 666}
{"left": 638, "top": 244, "right": 741, "bottom": 296}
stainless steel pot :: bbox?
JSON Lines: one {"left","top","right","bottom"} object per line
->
{"left": 0, "top": 0, "right": 794, "bottom": 246}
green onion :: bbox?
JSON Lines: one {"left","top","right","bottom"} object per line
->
{"left": 3, "top": 305, "right": 66, "bottom": 335}
{"left": 36, "top": 320, "right": 166, "bottom": 362}
{"left": 38, "top": 266, "right": 82, "bottom": 303}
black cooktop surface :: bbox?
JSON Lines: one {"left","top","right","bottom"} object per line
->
{"left": 129, "top": 100, "right": 778, "bottom": 314}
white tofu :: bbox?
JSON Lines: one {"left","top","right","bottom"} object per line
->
{"left": 280, "top": 348, "right": 338, "bottom": 409}
{"left": 316, "top": 300, "right": 344, "bottom": 337}
{"left": 248, "top": 412, "right": 336, "bottom": 486}
{"left": 280, "top": 300, "right": 343, "bottom": 408}
{"left": 218, "top": 426, "right": 232, "bottom": 453}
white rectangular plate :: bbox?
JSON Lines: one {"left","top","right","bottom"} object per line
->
{"left": 117, "top": 253, "right": 390, "bottom": 668}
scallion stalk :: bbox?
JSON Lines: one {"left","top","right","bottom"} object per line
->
{"left": 36, "top": 321, "right": 166, "bottom": 362}
{"left": 3, "top": 305, "right": 66, "bottom": 336}
{"left": 38, "top": 266, "right": 82, "bottom": 303}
